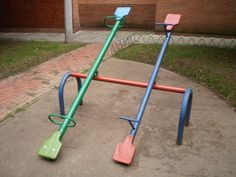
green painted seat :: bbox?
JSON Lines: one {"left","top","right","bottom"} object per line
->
{"left": 38, "top": 131, "right": 62, "bottom": 160}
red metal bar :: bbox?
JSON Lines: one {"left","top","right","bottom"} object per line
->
{"left": 71, "top": 72, "right": 186, "bottom": 94}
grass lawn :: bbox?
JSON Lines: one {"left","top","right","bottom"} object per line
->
{"left": 115, "top": 44, "right": 236, "bottom": 108}
{"left": 0, "top": 41, "right": 84, "bottom": 80}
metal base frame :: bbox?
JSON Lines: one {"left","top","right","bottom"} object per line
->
{"left": 57, "top": 72, "right": 192, "bottom": 145}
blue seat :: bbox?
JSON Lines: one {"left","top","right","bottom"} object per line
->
{"left": 115, "top": 7, "right": 131, "bottom": 20}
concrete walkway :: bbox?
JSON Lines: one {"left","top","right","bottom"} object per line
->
{"left": 0, "top": 59, "right": 235, "bottom": 177}
{"left": 0, "top": 30, "right": 148, "bottom": 43}
{"left": 1, "top": 31, "right": 235, "bottom": 48}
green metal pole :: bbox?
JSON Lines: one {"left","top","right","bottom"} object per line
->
{"left": 59, "top": 20, "right": 122, "bottom": 139}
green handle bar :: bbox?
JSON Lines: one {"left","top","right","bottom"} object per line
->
{"left": 48, "top": 113, "right": 76, "bottom": 127}
{"left": 104, "top": 16, "right": 126, "bottom": 28}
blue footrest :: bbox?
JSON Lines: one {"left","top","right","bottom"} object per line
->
{"left": 119, "top": 116, "right": 138, "bottom": 130}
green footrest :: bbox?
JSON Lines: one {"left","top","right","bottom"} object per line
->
{"left": 38, "top": 131, "right": 62, "bottom": 160}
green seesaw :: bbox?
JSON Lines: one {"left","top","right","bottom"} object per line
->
{"left": 38, "top": 7, "right": 131, "bottom": 160}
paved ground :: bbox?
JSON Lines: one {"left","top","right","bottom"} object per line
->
{"left": 1, "top": 31, "right": 235, "bottom": 48}
{"left": 0, "top": 59, "right": 235, "bottom": 177}
{"left": 0, "top": 43, "right": 112, "bottom": 120}
{"left": 1, "top": 31, "right": 235, "bottom": 120}
{"left": 0, "top": 31, "right": 146, "bottom": 120}
{"left": 0, "top": 30, "right": 147, "bottom": 43}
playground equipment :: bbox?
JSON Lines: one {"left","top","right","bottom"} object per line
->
{"left": 38, "top": 8, "right": 193, "bottom": 165}
{"left": 113, "top": 14, "right": 192, "bottom": 165}
{"left": 38, "top": 7, "right": 131, "bottom": 159}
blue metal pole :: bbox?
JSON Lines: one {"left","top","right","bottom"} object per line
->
{"left": 58, "top": 72, "right": 83, "bottom": 116}
{"left": 177, "top": 88, "right": 193, "bottom": 145}
{"left": 58, "top": 72, "right": 71, "bottom": 115}
{"left": 130, "top": 31, "right": 172, "bottom": 137}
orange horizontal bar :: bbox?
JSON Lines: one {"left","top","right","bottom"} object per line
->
{"left": 71, "top": 72, "right": 186, "bottom": 94}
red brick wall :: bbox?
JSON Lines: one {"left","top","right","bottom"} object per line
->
{"left": 0, "top": 0, "right": 235, "bottom": 35}
{"left": 79, "top": 5, "right": 155, "bottom": 29}
{"left": 72, "top": 0, "right": 80, "bottom": 32}
{"left": 78, "top": 0, "right": 156, "bottom": 29}
{"left": 78, "top": 0, "right": 236, "bottom": 34}
{"left": 155, "top": 0, "right": 236, "bottom": 35}
{"left": 0, "top": 0, "right": 64, "bottom": 30}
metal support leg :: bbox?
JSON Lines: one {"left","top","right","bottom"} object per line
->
{"left": 177, "top": 88, "right": 193, "bottom": 145}
{"left": 58, "top": 72, "right": 83, "bottom": 116}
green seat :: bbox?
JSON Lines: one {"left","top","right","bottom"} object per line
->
{"left": 38, "top": 131, "right": 62, "bottom": 160}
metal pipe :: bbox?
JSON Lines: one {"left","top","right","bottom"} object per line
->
{"left": 131, "top": 31, "right": 172, "bottom": 137}
{"left": 58, "top": 72, "right": 71, "bottom": 115}
{"left": 177, "top": 88, "right": 193, "bottom": 145}
{"left": 58, "top": 72, "right": 83, "bottom": 116}
{"left": 71, "top": 73, "right": 186, "bottom": 94}
{"left": 64, "top": 0, "right": 73, "bottom": 42}
{"left": 59, "top": 20, "right": 122, "bottom": 139}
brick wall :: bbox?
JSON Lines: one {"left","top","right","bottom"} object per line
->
{"left": 0, "top": 0, "right": 235, "bottom": 35}
{"left": 0, "top": 0, "right": 64, "bottom": 32}
{"left": 155, "top": 0, "right": 236, "bottom": 35}
{"left": 72, "top": 0, "right": 80, "bottom": 32}
{"left": 78, "top": 0, "right": 156, "bottom": 29}
{"left": 78, "top": 0, "right": 236, "bottom": 34}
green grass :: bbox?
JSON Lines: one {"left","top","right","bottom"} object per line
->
{"left": 115, "top": 44, "right": 236, "bottom": 108}
{"left": 0, "top": 41, "right": 84, "bottom": 80}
